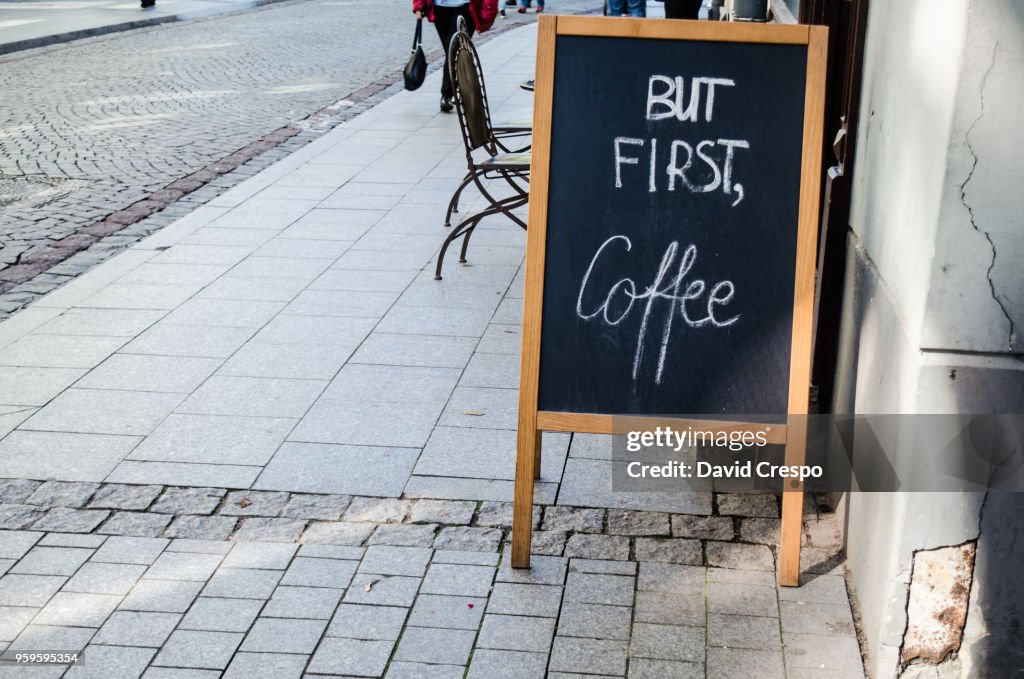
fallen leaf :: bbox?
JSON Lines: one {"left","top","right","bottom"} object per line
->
{"left": 463, "top": 410, "right": 485, "bottom": 416}
{"left": 364, "top": 578, "right": 380, "bottom": 592}
{"left": 467, "top": 603, "right": 474, "bottom": 609}
{"left": 237, "top": 498, "right": 253, "bottom": 508}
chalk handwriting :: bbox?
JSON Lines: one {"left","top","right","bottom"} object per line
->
{"left": 576, "top": 235, "right": 740, "bottom": 384}
{"left": 614, "top": 136, "right": 749, "bottom": 205}
{"left": 646, "top": 75, "right": 736, "bottom": 123}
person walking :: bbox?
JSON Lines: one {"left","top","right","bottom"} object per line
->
{"left": 413, "top": 0, "right": 497, "bottom": 113}
{"left": 517, "top": 0, "right": 543, "bottom": 14}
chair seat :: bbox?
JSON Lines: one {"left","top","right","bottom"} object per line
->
{"left": 479, "top": 152, "right": 531, "bottom": 170}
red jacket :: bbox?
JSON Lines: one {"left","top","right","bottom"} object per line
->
{"left": 413, "top": 0, "right": 498, "bottom": 32}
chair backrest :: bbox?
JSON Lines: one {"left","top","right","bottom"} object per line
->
{"left": 448, "top": 31, "right": 496, "bottom": 155}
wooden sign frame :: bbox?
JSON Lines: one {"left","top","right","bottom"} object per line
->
{"left": 512, "top": 15, "right": 828, "bottom": 587}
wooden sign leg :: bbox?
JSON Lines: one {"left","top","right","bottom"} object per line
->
{"left": 511, "top": 427, "right": 539, "bottom": 568}
{"left": 778, "top": 418, "right": 807, "bottom": 586}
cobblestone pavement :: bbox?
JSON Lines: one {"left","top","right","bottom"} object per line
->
{"left": 0, "top": 23, "right": 865, "bottom": 679}
{"left": 0, "top": 0, "right": 594, "bottom": 317}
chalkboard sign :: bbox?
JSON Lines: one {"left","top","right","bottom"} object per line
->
{"left": 512, "top": 17, "right": 828, "bottom": 586}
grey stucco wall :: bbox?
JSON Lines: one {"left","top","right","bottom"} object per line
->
{"left": 836, "top": 0, "right": 1024, "bottom": 677}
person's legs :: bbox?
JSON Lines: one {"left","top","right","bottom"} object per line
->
{"left": 626, "top": 0, "right": 645, "bottom": 16}
{"left": 433, "top": 6, "right": 457, "bottom": 102}
{"left": 606, "top": 0, "right": 627, "bottom": 15}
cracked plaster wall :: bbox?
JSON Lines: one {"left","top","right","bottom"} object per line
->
{"left": 835, "top": 0, "right": 1024, "bottom": 677}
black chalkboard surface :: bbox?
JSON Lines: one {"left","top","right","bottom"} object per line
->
{"left": 537, "top": 35, "right": 807, "bottom": 416}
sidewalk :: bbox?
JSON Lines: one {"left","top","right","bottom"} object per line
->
{"left": 0, "top": 23, "right": 864, "bottom": 679}
{"left": 0, "top": 0, "right": 290, "bottom": 54}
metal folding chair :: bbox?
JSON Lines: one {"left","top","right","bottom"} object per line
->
{"left": 435, "top": 30, "right": 531, "bottom": 280}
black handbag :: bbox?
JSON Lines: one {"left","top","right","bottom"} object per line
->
{"left": 403, "top": 19, "right": 427, "bottom": 91}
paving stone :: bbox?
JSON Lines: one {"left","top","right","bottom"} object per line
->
{"left": 487, "top": 582, "right": 563, "bottom": 618}
{"left": 549, "top": 637, "right": 628, "bottom": 675}
{"left": 407, "top": 593, "right": 485, "bottom": 630}
{"left": 10, "top": 546, "right": 93, "bottom": 576}
{"left": 780, "top": 600, "right": 855, "bottom": 637}
{"left": 223, "top": 541, "right": 297, "bottom": 570}
{"left": 240, "top": 617, "right": 327, "bottom": 654}
{"left": 782, "top": 632, "right": 863, "bottom": 672}
{"left": 386, "top": 661, "right": 465, "bottom": 679}
{"left": 637, "top": 563, "right": 706, "bottom": 595}
{"left": 93, "top": 611, "right": 181, "bottom": 647}
{"left": 120, "top": 579, "right": 204, "bottom": 613}
{"left": 180, "top": 597, "right": 263, "bottom": 633}
{"left": 223, "top": 652, "right": 308, "bottom": 679}
{"left": 38, "top": 533, "right": 106, "bottom": 548}
{"left": 431, "top": 549, "right": 500, "bottom": 566}
{"left": 65, "top": 562, "right": 146, "bottom": 595}
{"left": 152, "top": 488, "right": 227, "bottom": 515}
{"left": 497, "top": 554, "right": 568, "bottom": 586}
{"left": 281, "top": 493, "right": 351, "bottom": 520}
{"left": 342, "top": 497, "right": 412, "bottom": 523}
{"left": 263, "top": 585, "right": 343, "bottom": 619}
{"left": 706, "top": 542, "right": 775, "bottom": 571}
{"left": 671, "top": 514, "right": 735, "bottom": 540}
{"left": 308, "top": 637, "right": 394, "bottom": 676}
{"left": 628, "top": 658, "right": 704, "bottom": 679}
{"left": 631, "top": 622, "right": 704, "bottom": 662}
{"left": 634, "top": 538, "right": 703, "bottom": 565}
{"left": 146, "top": 552, "right": 224, "bottom": 582}
{"left": 476, "top": 501, "right": 541, "bottom": 529}
{"left": 343, "top": 573, "right": 421, "bottom": 607}
{"left": 35, "top": 591, "right": 121, "bottom": 626}
{"left": 606, "top": 510, "right": 670, "bottom": 536}
{"left": 466, "top": 649, "right": 549, "bottom": 679}
{"left": 256, "top": 441, "right": 417, "bottom": 497}
{"left": 87, "top": 484, "right": 162, "bottom": 510}
{"left": 369, "top": 524, "right": 437, "bottom": 547}
{"left": 739, "top": 518, "right": 781, "bottom": 545}
{"left": 706, "top": 567, "right": 775, "bottom": 587}
{"left": 777, "top": 573, "right": 848, "bottom": 605}
{"left": 706, "top": 646, "right": 784, "bottom": 679}
{"left": 32, "top": 507, "right": 110, "bottom": 533}
{"left": 98, "top": 511, "right": 172, "bottom": 537}
{"left": 708, "top": 613, "right": 782, "bottom": 650}
{"left": 0, "top": 480, "right": 42, "bottom": 503}
{"left": 634, "top": 591, "right": 705, "bottom": 627}
{"left": 394, "top": 626, "right": 476, "bottom": 665}
{"left": 327, "top": 603, "right": 409, "bottom": 640}
{"left": 420, "top": 563, "right": 495, "bottom": 598}
{"left": 297, "top": 544, "right": 364, "bottom": 560}
{"left": 141, "top": 669, "right": 221, "bottom": 679}
{"left": 155, "top": 630, "right": 244, "bottom": 670}
{"left": 233, "top": 517, "right": 307, "bottom": 541}
{"left": 359, "top": 546, "right": 432, "bottom": 577}
{"left": 0, "top": 605, "right": 38, "bottom": 642}
{"left": 541, "top": 506, "right": 604, "bottom": 533}
{"left": 434, "top": 526, "right": 502, "bottom": 552}
{"left": 64, "top": 644, "right": 155, "bottom": 679}
{"left": 301, "top": 521, "right": 374, "bottom": 546}
{"left": 408, "top": 499, "right": 476, "bottom": 525}
{"left": 220, "top": 490, "right": 290, "bottom": 517}
{"left": 529, "top": 530, "right": 568, "bottom": 556}
{"left": 25, "top": 481, "right": 100, "bottom": 508}
{"left": 164, "top": 516, "right": 238, "bottom": 540}
{"left": 0, "top": 504, "right": 46, "bottom": 529}
{"left": 202, "top": 567, "right": 281, "bottom": 599}
{"left": 564, "top": 534, "right": 629, "bottom": 561}
{"left": 8, "top": 622, "right": 96, "bottom": 655}
{"left": 281, "top": 557, "right": 358, "bottom": 589}
{"left": 569, "top": 559, "right": 637, "bottom": 576}
{"left": 716, "top": 493, "right": 779, "bottom": 518}
{"left": 475, "top": 610, "right": 558, "bottom": 656}
{"left": 708, "top": 581, "right": 779, "bottom": 618}
{"left": 564, "top": 572, "right": 634, "bottom": 607}
{"left": 557, "top": 602, "right": 633, "bottom": 640}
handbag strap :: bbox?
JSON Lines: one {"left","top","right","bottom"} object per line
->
{"left": 412, "top": 18, "right": 423, "bottom": 51}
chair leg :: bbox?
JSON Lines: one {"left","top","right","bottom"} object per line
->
{"left": 445, "top": 172, "right": 474, "bottom": 227}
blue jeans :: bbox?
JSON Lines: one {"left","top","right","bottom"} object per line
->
{"left": 607, "top": 0, "right": 644, "bottom": 16}
{"left": 519, "top": 0, "right": 543, "bottom": 8}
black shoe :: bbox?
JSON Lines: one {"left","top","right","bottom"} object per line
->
{"left": 140, "top": 0, "right": 155, "bottom": 7}
{"left": 440, "top": 97, "right": 453, "bottom": 113}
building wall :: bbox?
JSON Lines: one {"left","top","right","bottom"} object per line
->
{"left": 836, "top": 0, "right": 1024, "bottom": 677}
